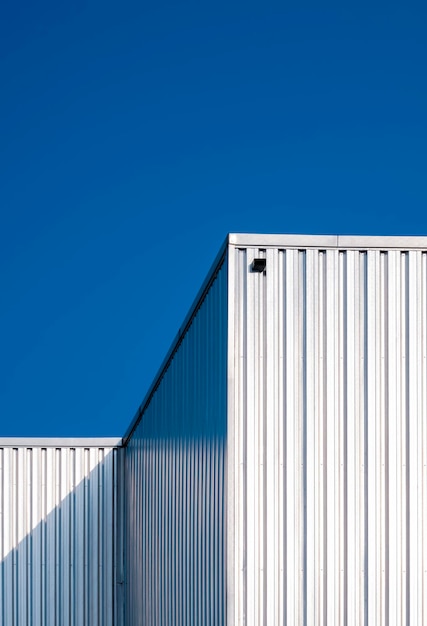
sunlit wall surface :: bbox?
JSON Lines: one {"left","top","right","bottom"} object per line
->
{"left": 0, "top": 442, "right": 124, "bottom": 626}
{"left": 227, "top": 237, "right": 427, "bottom": 626}
{"left": 124, "top": 256, "right": 228, "bottom": 626}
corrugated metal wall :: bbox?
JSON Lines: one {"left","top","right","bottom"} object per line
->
{"left": 0, "top": 443, "right": 124, "bottom": 626}
{"left": 125, "top": 256, "right": 228, "bottom": 626}
{"left": 229, "top": 245, "right": 427, "bottom": 626}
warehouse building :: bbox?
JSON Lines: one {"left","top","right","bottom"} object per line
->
{"left": 1, "top": 233, "right": 427, "bottom": 625}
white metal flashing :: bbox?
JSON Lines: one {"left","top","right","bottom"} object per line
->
{"left": 0, "top": 437, "right": 123, "bottom": 447}
{"left": 229, "top": 233, "right": 427, "bottom": 249}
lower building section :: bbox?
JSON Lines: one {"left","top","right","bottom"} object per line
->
{"left": 0, "top": 442, "right": 124, "bottom": 626}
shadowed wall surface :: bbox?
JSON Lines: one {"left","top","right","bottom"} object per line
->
{"left": 125, "top": 256, "right": 228, "bottom": 626}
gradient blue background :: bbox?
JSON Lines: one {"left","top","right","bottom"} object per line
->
{"left": 1, "top": 1, "right": 426, "bottom": 436}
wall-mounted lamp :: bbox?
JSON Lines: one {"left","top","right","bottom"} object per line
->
{"left": 251, "top": 258, "right": 266, "bottom": 273}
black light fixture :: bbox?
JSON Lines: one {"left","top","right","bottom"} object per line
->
{"left": 252, "top": 258, "right": 266, "bottom": 273}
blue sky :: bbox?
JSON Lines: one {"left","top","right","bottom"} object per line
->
{"left": 1, "top": 1, "right": 426, "bottom": 436}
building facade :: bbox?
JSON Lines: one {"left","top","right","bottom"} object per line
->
{"left": 2, "top": 234, "right": 427, "bottom": 625}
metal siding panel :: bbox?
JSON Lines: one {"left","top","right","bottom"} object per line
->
{"left": 114, "top": 447, "right": 125, "bottom": 626}
{"left": 408, "top": 251, "right": 421, "bottom": 625}
{"left": 75, "top": 448, "right": 85, "bottom": 626}
{"left": 305, "top": 249, "right": 317, "bottom": 626}
{"left": 265, "top": 247, "right": 278, "bottom": 625}
{"left": 124, "top": 257, "right": 228, "bottom": 626}
{"left": 285, "top": 249, "right": 297, "bottom": 624}
{"left": 32, "top": 448, "right": 42, "bottom": 626}
{"left": 0, "top": 449, "right": 3, "bottom": 623}
{"left": 4, "top": 449, "right": 13, "bottom": 623}
{"left": 0, "top": 444, "right": 123, "bottom": 626}
{"left": 231, "top": 244, "right": 427, "bottom": 625}
{"left": 422, "top": 253, "right": 427, "bottom": 626}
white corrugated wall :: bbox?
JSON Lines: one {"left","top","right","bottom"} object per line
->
{"left": 0, "top": 443, "right": 124, "bottom": 626}
{"left": 228, "top": 243, "right": 427, "bottom": 626}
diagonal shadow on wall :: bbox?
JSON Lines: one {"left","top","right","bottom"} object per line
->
{"left": 0, "top": 445, "right": 124, "bottom": 626}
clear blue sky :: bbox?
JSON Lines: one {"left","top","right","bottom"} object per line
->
{"left": 1, "top": 1, "right": 426, "bottom": 436}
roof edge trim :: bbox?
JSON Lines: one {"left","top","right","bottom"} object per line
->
{"left": 0, "top": 438, "right": 123, "bottom": 447}
{"left": 229, "top": 233, "right": 427, "bottom": 249}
